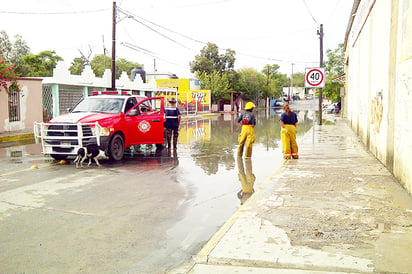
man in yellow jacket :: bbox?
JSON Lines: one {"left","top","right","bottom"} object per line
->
{"left": 237, "top": 102, "right": 256, "bottom": 157}
{"left": 280, "top": 103, "right": 298, "bottom": 159}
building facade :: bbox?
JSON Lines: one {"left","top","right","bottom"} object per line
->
{"left": 41, "top": 62, "right": 176, "bottom": 121}
{"left": 155, "top": 78, "right": 211, "bottom": 114}
{"left": 344, "top": 0, "right": 412, "bottom": 193}
{"left": 0, "top": 78, "right": 43, "bottom": 134}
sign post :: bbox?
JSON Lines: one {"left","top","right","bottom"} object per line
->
{"left": 305, "top": 67, "right": 325, "bottom": 125}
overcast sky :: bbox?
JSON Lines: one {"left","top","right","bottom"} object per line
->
{"left": 1, "top": 0, "right": 353, "bottom": 78}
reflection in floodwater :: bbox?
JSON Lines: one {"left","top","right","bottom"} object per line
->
{"left": 9, "top": 149, "right": 23, "bottom": 164}
{"left": 1, "top": 107, "right": 316, "bottom": 173}
{"left": 236, "top": 156, "right": 256, "bottom": 205}
{"left": 167, "top": 148, "right": 179, "bottom": 168}
{"left": 183, "top": 109, "right": 315, "bottom": 175}
{"left": 122, "top": 145, "right": 179, "bottom": 169}
{"left": 155, "top": 146, "right": 179, "bottom": 168}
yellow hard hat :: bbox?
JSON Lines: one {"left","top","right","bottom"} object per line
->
{"left": 245, "top": 102, "right": 255, "bottom": 110}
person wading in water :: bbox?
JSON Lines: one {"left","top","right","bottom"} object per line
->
{"left": 279, "top": 103, "right": 298, "bottom": 159}
{"left": 237, "top": 102, "right": 256, "bottom": 158}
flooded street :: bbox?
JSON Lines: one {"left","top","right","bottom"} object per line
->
{"left": 0, "top": 101, "right": 317, "bottom": 273}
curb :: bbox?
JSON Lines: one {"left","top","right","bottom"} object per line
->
{"left": 0, "top": 133, "right": 34, "bottom": 143}
{"left": 0, "top": 132, "right": 35, "bottom": 148}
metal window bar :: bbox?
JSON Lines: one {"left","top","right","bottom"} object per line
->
{"left": 8, "top": 90, "right": 20, "bottom": 122}
{"left": 58, "top": 85, "right": 84, "bottom": 115}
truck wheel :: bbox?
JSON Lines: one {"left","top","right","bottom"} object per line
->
{"left": 51, "top": 154, "right": 68, "bottom": 161}
{"left": 109, "top": 134, "right": 125, "bottom": 161}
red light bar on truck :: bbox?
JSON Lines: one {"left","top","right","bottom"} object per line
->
{"left": 92, "top": 91, "right": 131, "bottom": 95}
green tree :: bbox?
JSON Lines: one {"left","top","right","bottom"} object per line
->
{"left": 0, "top": 31, "right": 30, "bottom": 63}
{"left": 190, "top": 43, "right": 237, "bottom": 103}
{"left": 0, "top": 31, "right": 13, "bottom": 61}
{"left": 116, "top": 58, "right": 142, "bottom": 79}
{"left": 10, "top": 34, "right": 30, "bottom": 65}
{"left": 69, "top": 57, "right": 88, "bottom": 75}
{"left": 190, "top": 42, "right": 236, "bottom": 74}
{"left": 291, "top": 72, "right": 305, "bottom": 87}
{"left": 90, "top": 54, "right": 111, "bottom": 77}
{"left": 19, "top": 50, "right": 63, "bottom": 77}
{"left": 90, "top": 54, "right": 142, "bottom": 79}
{"left": 276, "top": 73, "right": 289, "bottom": 92}
{"left": 261, "top": 64, "right": 288, "bottom": 98}
{"left": 323, "top": 43, "right": 344, "bottom": 102}
{"left": 0, "top": 30, "right": 31, "bottom": 76}
{"left": 325, "top": 43, "right": 344, "bottom": 76}
{"left": 197, "top": 71, "right": 231, "bottom": 104}
{"left": 234, "top": 68, "right": 267, "bottom": 103}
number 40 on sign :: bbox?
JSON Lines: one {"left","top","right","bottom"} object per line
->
{"left": 305, "top": 67, "right": 325, "bottom": 88}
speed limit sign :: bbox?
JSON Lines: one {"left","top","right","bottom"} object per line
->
{"left": 305, "top": 67, "right": 325, "bottom": 88}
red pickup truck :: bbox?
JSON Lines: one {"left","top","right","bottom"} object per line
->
{"left": 34, "top": 92, "right": 166, "bottom": 161}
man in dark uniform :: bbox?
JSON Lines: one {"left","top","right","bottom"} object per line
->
{"left": 165, "top": 97, "right": 181, "bottom": 149}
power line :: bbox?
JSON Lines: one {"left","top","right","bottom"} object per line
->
{"left": 325, "top": 0, "right": 343, "bottom": 26}
{"left": 118, "top": 7, "right": 318, "bottom": 66}
{"left": 121, "top": 42, "right": 190, "bottom": 70}
{"left": 118, "top": 7, "right": 205, "bottom": 45}
{"left": 142, "top": 0, "right": 232, "bottom": 9}
{"left": 0, "top": 9, "right": 109, "bottom": 15}
{"left": 117, "top": 8, "right": 197, "bottom": 53}
{"left": 300, "top": 0, "right": 319, "bottom": 25}
{"left": 3, "top": 5, "right": 319, "bottom": 70}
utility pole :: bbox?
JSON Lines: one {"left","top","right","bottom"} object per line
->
{"left": 111, "top": 1, "right": 116, "bottom": 90}
{"left": 317, "top": 24, "right": 324, "bottom": 125}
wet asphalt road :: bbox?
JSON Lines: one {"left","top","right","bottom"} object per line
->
{"left": 0, "top": 101, "right": 318, "bottom": 273}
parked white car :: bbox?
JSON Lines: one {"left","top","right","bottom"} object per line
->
{"left": 326, "top": 103, "right": 340, "bottom": 114}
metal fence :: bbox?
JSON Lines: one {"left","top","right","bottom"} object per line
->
{"left": 42, "top": 85, "right": 54, "bottom": 122}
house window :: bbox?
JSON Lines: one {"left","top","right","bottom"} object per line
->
{"left": 8, "top": 90, "right": 20, "bottom": 122}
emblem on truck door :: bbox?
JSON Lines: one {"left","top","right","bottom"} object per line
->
{"left": 138, "top": 120, "right": 151, "bottom": 133}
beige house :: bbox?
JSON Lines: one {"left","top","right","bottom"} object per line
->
{"left": 0, "top": 78, "right": 43, "bottom": 134}
{"left": 344, "top": 0, "right": 412, "bottom": 194}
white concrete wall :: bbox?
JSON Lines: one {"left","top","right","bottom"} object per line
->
{"left": 393, "top": 0, "right": 412, "bottom": 194}
{"left": 345, "top": 0, "right": 412, "bottom": 193}
{"left": 43, "top": 61, "right": 170, "bottom": 92}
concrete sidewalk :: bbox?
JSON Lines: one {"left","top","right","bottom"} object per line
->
{"left": 171, "top": 117, "right": 412, "bottom": 273}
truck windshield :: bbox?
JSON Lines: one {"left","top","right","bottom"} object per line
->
{"left": 72, "top": 98, "right": 124, "bottom": 114}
